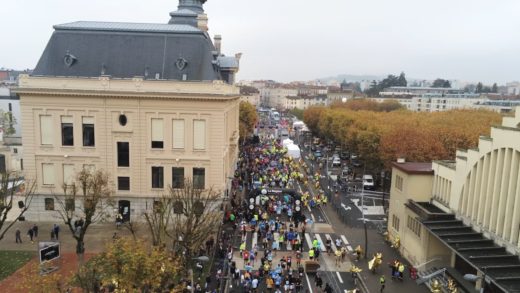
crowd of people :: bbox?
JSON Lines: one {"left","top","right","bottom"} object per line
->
{"left": 217, "top": 136, "right": 356, "bottom": 293}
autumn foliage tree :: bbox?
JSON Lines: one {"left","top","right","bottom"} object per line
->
{"left": 73, "top": 237, "right": 180, "bottom": 292}
{"left": 303, "top": 105, "right": 502, "bottom": 170}
{"left": 239, "top": 101, "right": 258, "bottom": 142}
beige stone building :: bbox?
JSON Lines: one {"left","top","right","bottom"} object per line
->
{"left": 13, "top": 0, "right": 241, "bottom": 222}
{"left": 388, "top": 108, "right": 520, "bottom": 292}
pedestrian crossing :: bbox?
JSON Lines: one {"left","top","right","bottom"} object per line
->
{"left": 240, "top": 231, "right": 353, "bottom": 253}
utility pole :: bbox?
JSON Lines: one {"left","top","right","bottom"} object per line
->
{"left": 362, "top": 164, "right": 368, "bottom": 258}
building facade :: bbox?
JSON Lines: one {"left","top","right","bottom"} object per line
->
{"left": 14, "top": 0, "right": 241, "bottom": 222}
{"left": 388, "top": 107, "right": 520, "bottom": 292}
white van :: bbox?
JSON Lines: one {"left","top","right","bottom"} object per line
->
{"left": 362, "top": 175, "right": 374, "bottom": 190}
{"left": 332, "top": 157, "right": 342, "bottom": 167}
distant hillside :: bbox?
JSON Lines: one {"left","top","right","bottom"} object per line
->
{"left": 317, "top": 73, "right": 430, "bottom": 84}
{"left": 317, "top": 74, "right": 386, "bottom": 83}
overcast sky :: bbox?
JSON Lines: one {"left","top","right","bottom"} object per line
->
{"left": 2, "top": 0, "right": 520, "bottom": 84}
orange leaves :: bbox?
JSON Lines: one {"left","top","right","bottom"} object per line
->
{"left": 304, "top": 105, "right": 502, "bottom": 168}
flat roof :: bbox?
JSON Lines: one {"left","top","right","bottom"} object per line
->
{"left": 392, "top": 162, "right": 433, "bottom": 175}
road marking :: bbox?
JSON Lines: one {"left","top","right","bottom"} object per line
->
{"left": 344, "top": 290, "right": 348, "bottom": 293}
{"left": 314, "top": 234, "right": 326, "bottom": 252}
{"left": 311, "top": 213, "right": 316, "bottom": 222}
{"left": 336, "top": 272, "right": 344, "bottom": 284}
{"left": 305, "top": 272, "right": 314, "bottom": 293}
{"left": 307, "top": 204, "right": 312, "bottom": 212}
{"left": 304, "top": 233, "right": 313, "bottom": 250}
{"left": 347, "top": 245, "right": 353, "bottom": 252}
{"left": 340, "top": 235, "right": 349, "bottom": 245}
{"left": 326, "top": 234, "right": 337, "bottom": 252}
{"left": 252, "top": 232, "right": 257, "bottom": 250}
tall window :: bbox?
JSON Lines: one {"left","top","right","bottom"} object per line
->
{"left": 395, "top": 175, "right": 404, "bottom": 191}
{"left": 117, "top": 142, "right": 130, "bottom": 167}
{"left": 42, "top": 163, "right": 55, "bottom": 185}
{"left": 407, "top": 215, "right": 421, "bottom": 238}
{"left": 82, "top": 117, "right": 95, "bottom": 147}
{"left": 193, "top": 120, "right": 206, "bottom": 150}
{"left": 65, "top": 199, "right": 75, "bottom": 211}
{"left": 152, "top": 167, "right": 164, "bottom": 189}
{"left": 61, "top": 116, "right": 74, "bottom": 146}
{"left": 392, "top": 214, "right": 400, "bottom": 232}
{"left": 193, "top": 168, "right": 205, "bottom": 189}
{"left": 151, "top": 119, "right": 164, "bottom": 149}
{"left": 40, "top": 115, "right": 53, "bottom": 145}
{"left": 63, "top": 164, "right": 75, "bottom": 186}
{"left": 172, "top": 119, "right": 185, "bottom": 149}
{"left": 118, "top": 177, "right": 130, "bottom": 191}
{"left": 172, "top": 167, "right": 184, "bottom": 188}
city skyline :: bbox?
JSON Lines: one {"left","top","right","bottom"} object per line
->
{"left": 2, "top": 0, "right": 519, "bottom": 84}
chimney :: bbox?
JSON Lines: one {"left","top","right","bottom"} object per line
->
{"left": 214, "top": 35, "right": 222, "bottom": 55}
{"left": 197, "top": 13, "right": 208, "bottom": 32}
{"left": 397, "top": 158, "right": 406, "bottom": 164}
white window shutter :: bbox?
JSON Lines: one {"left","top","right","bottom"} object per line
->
{"left": 193, "top": 120, "right": 206, "bottom": 150}
{"left": 42, "top": 163, "right": 55, "bottom": 185}
{"left": 63, "top": 164, "right": 74, "bottom": 185}
{"left": 151, "top": 119, "right": 164, "bottom": 141}
{"left": 173, "top": 119, "right": 185, "bottom": 149}
{"left": 40, "top": 116, "right": 53, "bottom": 145}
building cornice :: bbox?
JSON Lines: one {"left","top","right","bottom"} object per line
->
{"left": 14, "top": 87, "right": 240, "bottom": 102}
{"left": 14, "top": 74, "right": 240, "bottom": 101}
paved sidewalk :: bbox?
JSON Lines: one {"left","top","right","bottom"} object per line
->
{"left": 0, "top": 221, "right": 151, "bottom": 253}
{"left": 321, "top": 203, "right": 430, "bottom": 293}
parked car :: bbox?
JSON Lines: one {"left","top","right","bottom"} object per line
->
{"left": 332, "top": 158, "right": 342, "bottom": 167}
{"left": 314, "top": 150, "right": 323, "bottom": 158}
{"left": 352, "top": 160, "right": 362, "bottom": 167}
{"left": 340, "top": 152, "right": 349, "bottom": 160}
{"left": 363, "top": 175, "right": 374, "bottom": 190}
{"left": 350, "top": 153, "right": 358, "bottom": 160}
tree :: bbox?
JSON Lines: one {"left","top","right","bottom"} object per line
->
{"left": 397, "top": 72, "right": 407, "bottom": 87}
{"left": 476, "top": 82, "right": 483, "bottom": 93}
{"left": 143, "top": 195, "right": 175, "bottom": 247}
{"left": 169, "top": 179, "right": 222, "bottom": 269}
{"left": 54, "top": 169, "right": 113, "bottom": 263}
{"left": 239, "top": 101, "right": 258, "bottom": 142}
{"left": 73, "top": 238, "right": 180, "bottom": 292}
{"left": 143, "top": 178, "right": 222, "bottom": 269}
{"left": 0, "top": 172, "right": 35, "bottom": 241}
{"left": 464, "top": 84, "right": 476, "bottom": 93}
{"left": 432, "top": 79, "right": 451, "bottom": 88}
{"left": 492, "top": 83, "right": 498, "bottom": 93}
{"left": 289, "top": 108, "right": 304, "bottom": 120}
{"left": 0, "top": 110, "right": 16, "bottom": 136}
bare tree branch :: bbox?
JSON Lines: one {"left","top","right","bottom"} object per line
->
{"left": 0, "top": 171, "right": 36, "bottom": 241}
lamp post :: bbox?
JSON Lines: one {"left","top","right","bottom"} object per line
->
{"left": 361, "top": 163, "right": 367, "bottom": 258}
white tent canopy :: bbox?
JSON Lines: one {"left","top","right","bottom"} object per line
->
{"left": 286, "top": 143, "right": 301, "bottom": 159}
{"left": 282, "top": 138, "right": 294, "bottom": 147}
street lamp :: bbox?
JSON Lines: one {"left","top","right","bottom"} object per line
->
{"left": 464, "top": 272, "right": 487, "bottom": 293}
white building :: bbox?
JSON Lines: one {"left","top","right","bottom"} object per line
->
{"left": 506, "top": 82, "right": 520, "bottom": 96}
{"left": 371, "top": 94, "right": 489, "bottom": 112}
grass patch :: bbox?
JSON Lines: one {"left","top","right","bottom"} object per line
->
{"left": 0, "top": 251, "right": 34, "bottom": 281}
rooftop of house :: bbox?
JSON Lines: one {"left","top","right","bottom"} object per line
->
{"left": 31, "top": 0, "right": 239, "bottom": 83}
{"left": 392, "top": 162, "right": 434, "bottom": 175}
